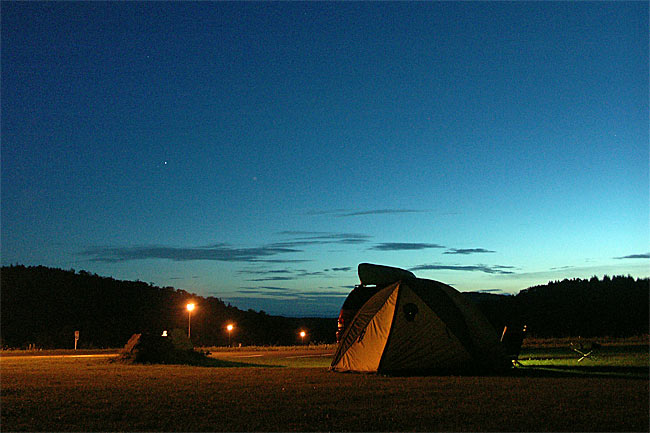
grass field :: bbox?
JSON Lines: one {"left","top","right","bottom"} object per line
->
{"left": 1, "top": 339, "right": 648, "bottom": 432}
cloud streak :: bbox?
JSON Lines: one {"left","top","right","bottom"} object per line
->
{"left": 247, "top": 276, "right": 296, "bottom": 282}
{"left": 232, "top": 288, "right": 349, "bottom": 300}
{"left": 82, "top": 231, "right": 369, "bottom": 264}
{"left": 81, "top": 243, "right": 301, "bottom": 263}
{"left": 326, "top": 267, "right": 352, "bottom": 272}
{"left": 410, "top": 263, "right": 516, "bottom": 275}
{"left": 444, "top": 248, "right": 496, "bottom": 255}
{"left": 369, "top": 242, "right": 446, "bottom": 251}
{"left": 240, "top": 266, "right": 351, "bottom": 281}
{"left": 306, "top": 209, "right": 428, "bottom": 218}
{"left": 273, "top": 231, "right": 371, "bottom": 247}
{"left": 614, "top": 253, "right": 650, "bottom": 259}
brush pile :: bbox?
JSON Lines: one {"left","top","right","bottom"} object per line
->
{"left": 120, "top": 329, "right": 210, "bottom": 365}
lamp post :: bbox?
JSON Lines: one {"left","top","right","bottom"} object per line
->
{"left": 299, "top": 330, "right": 306, "bottom": 345}
{"left": 226, "top": 323, "right": 234, "bottom": 347}
{"left": 186, "top": 303, "right": 195, "bottom": 338}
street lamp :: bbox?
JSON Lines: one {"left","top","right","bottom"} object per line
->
{"left": 226, "top": 323, "right": 234, "bottom": 346}
{"left": 186, "top": 303, "right": 195, "bottom": 338}
{"left": 299, "top": 330, "right": 306, "bottom": 345}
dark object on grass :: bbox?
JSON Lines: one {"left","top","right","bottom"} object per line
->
{"left": 500, "top": 324, "right": 527, "bottom": 366}
{"left": 120, "top": 330, "right": 209, "bottom": 365}
{"left": 570, "top": 340, "right": 601, "bottom": 362}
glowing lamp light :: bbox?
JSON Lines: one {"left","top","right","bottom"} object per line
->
{"left": 226, "top": 323, "right": 234, "bottom": 346}
{"left": 186, "top": 303, "right": 196, "bottom": 338}
{"left": 299, "top": 331, "right": 306, "bottom": 338}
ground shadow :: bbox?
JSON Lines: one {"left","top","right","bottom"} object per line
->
{"left": 111, "top": 354, "right": 276, "bottom": 368}
{"left": 374, "top": 365, "right": 648, "bottom": 379}
{"left": 191, "top": 357, "right": 279, "bottom": 368}
{"left": 511, "top": 364, "right": 648, "bottom": 379}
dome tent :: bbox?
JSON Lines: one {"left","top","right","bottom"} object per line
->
{"left": 330, "top": 264, "right": 509, "bottom": 374}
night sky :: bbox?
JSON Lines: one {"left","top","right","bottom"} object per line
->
{"left": 2, "top": 2, "right": 648, "bottom": 317}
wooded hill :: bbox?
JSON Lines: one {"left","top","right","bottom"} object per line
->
{"left": 1, "top": 265, "right": 336, "bottom": 349}
{"left": 1, "top": 265, "right": 648, "bottom": 348}
{"left": 470, "top": 275, "right": 649, "bottom": 338}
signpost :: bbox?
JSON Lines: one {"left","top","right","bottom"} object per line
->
{"left": 74, "top": 330, "right": 79, "bottom": 350}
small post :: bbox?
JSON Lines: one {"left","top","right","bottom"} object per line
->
{"left": 74, "top": 330, "right": 79, "bottom": 350}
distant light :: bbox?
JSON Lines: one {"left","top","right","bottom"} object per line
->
{"left": 299, "top": 331, "right": 306, "bottom": 338}
{"left": 226, "top": 323, "right": 235, "bottom": 346}
{"left": 162, "top": 330, "right": 168, "bottom": 337}
{"left": 186, "top": 303, "right": 195, "bottom": 312}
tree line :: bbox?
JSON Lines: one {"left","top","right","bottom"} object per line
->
{"left": 1, "top": 265, "right": 647, "bottom": 349}
{"left": 0, "top": 265, "right": 336, "bottom": 349}
{"left": 469, "top": 274, "right": 649, "bottom": 338}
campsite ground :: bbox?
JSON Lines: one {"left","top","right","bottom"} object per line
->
{"left": 1, "top": 339, "right": 648, "bottom": 431}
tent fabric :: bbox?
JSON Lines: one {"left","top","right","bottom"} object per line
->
{"left": 333, "top": 283, "right": 399, "bottom": 372}
{"left": 330, "top": 277, "right": 509, "bottom": 374}
{"left": 378, "top": 284, "right": 472, "bottom": 371}
{"left": 358, "top": 262, "right": 416, "bottom": 286}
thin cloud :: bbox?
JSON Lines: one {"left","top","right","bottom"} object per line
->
{"left": 549, "top": 265, "right": 574, "bottom": 271}
{"left": 306, "top": 209, "right": 428, "bottom": 218}
{"left": 337, "top": 209, "right": 428, "bottom": 217}
{"left": 253, "top": 259, "right": 312, "bottom": 264}
{"left": 247, "top": 276, "right": 296, "bottom": 282}
{"left": 444, "top": 248, "right": 496, "bottom": 255}
{"left": 81, "top": 243, "right": 301, "bottom": 263}
{"left": 231, "top": 291, "right": 297, "bottom": 300}
{"left": 409, "top": 263, "right": 515, "bottom": 275}
{"left": 232, "top": 289, "right": 348, "bottom": 300}
{"left": 297, "top": 270, "right": 325, "bottom": 277}
{"left": 300, "top": 291, "right": 349, "bottom": 298}
{"left": 614, "top": 253, "right": 650, "bottom": 259}
{"left": 237, "top": 268, "right": 336, "bottom": 281}
{"left": 370, "top": 242, "right": 445, "bottom": 251}
{"left": 236, "top": 287, "right": 293, "bottom": 294}
{"left": 247, "top": 271, "right": 324, "bottom": 281}
{"left": 258, "top": 286, "right": 292, "bottom": 291}
{"left": 238, "top": 269, "right": 293, "bottom": 276}
{"left": 274, "top": 231, "right": 371, "bottom": 246}
{"left": 240, "top": 266, "right": 350, "bottom": 281}
{"left": 473, "top": 289, "right": 510, "bottom": 294}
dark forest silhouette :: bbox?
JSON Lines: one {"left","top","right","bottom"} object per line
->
{"left": 1, "top": 265, "right": 335, "bottom": 348}
{"left": 1, "top": 265, "right": 647, "bottom": 349}
{"left": 469, "top": 275, "right": 649, "bottom": 338}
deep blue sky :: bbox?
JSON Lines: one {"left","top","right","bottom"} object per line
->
{"left": 2, "top": 2, "right": 648, "bottom": 317}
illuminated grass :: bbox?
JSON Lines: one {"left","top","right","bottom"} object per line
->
{"left": 516, "top": 342, "right": 649, "bottom": 378}
{"left": 205, "top": 348, "right": 335, "bottom": 368}
{"left": 1, "top": 342, "right": 648, "bottom": 432}
{"left": 201, "top": 344, "right": 338, "bottom": 353}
